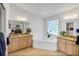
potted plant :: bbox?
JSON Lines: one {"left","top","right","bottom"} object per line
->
{"left": 26, "top": 28, "right": 31, "bottom": 34}
{"left": 60, "top": 31, "right": 67, "bottom": 36}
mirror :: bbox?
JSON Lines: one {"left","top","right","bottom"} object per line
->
{"left": 66, "top": 22, "right": 74, "bottom": 36}
{"left": 8, "top": 20, "right": 31, "bottom": 34}
{"left": 65, "top": 19, "right": 79, "bottom": 36}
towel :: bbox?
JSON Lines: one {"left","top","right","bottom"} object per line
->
{"left": 0, "top": 43, "right": 4, "bottom": 56}
{"left": 0, "top": 32, "right": 6, "bottom": 56}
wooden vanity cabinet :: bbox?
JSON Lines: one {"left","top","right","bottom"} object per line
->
{"left": 58, "top": 37, "right": 78, "bottom": 56}
{"left": 8, "top": 35, "right": 32, "bottom": 53}
{"left": 8, "top": 38, "right": 19, "bottom": 52}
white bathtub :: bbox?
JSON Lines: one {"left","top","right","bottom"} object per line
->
{"left": 33, "top": 37, "right": 57, "bottom": 50}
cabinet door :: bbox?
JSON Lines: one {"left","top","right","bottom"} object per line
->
{"left": 72, "top": 45, "right": 78, "bottom": 56}
{"left": 19, "top": 37, "right": 28, "bottom": 49}
{"left": 11, "top": 38, "right": 20, "bottom": 52}
{"left": 27, "top": 38, "right": 32, "bottom": 47}
{"left": 19, "top": 37, "right": 24, "bottom": 49}
{"left": 66, "top": 41, "right": 73, "bottom": 55}
{"left": 66, "top": 41, "right": 78, "bottom": 56}
{"left": 23, "top": 37, "right": 28, "bottom": 48}
{"left": 58, "top": 38, "right": 66, "bottom": 52}
{"left": 20, "top": 37, "right": 27, "bottom": 49}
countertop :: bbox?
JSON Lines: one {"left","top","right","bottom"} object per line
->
{"left": 58, "top": 36, "right": 77, "bottom": 42}
{"left": 10, "top": 34, "right": 32, "bottom": 39}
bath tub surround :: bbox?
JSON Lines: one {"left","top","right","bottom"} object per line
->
{"left": 33, "top": 36, "right": 57, "bottom": 50}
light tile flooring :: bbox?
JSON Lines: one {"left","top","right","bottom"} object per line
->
{"left": 8, "top": 48, "right": 67, "bottom": 56}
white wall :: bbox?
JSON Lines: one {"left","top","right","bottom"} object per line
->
{"left": 9, "top": 4, "right": 44, "bottom": 40}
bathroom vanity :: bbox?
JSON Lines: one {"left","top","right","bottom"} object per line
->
{"left": 8, "top": 34, "right": 32, "bottom": 53}
{"left": 58, "top": 36, "right": 79, "bottom": 56}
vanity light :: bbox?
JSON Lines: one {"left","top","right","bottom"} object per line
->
{"left": 64, "top": 16, "right": 69, "bottom": 19}
{"left": 16, "top": 16, "right": 27, "bottom": 21}
{"left": 64, "top": 14, "right": 78, "bottom": 19}
{"left": 70, "top": 15, "right": 73, "bottom": 18}
{"left": 74, "top": 14, "right": 77, "bottom": 17}
{"left": 70, "top": 14, "right": 77, "bottom": 18}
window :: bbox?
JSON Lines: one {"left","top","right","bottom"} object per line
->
{"left": 48, "top": 20, "right": 58, "bottom": 35}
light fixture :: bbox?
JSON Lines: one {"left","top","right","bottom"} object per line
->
{"left": 64, "top": 14, "right": 78, "bottom": 19}
{"left": 70, "top": 15, "right": 73, "bottom": 18}
{"left": 64, "top": 16, "right": 69, "bottom": 19}
{"left": 16, "top": 16, "right": 27, "bottom": 21}
{"left": 73, "top": 14, "right": 77, "bottom": 17}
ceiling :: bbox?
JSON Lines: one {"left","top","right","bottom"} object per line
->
{"left": 13, "top": 3, "right": 79, "bottom": 18}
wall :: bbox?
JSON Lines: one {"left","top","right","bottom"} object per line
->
{"left": 44, "top": 7, "right": 79, "bottom": 36}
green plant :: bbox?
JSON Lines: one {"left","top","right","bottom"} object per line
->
{"left": 26, "top": 28, "right": 31, "bottom": 34}
{"left": 60, "top": 31, "right": 67, "bottom": 36}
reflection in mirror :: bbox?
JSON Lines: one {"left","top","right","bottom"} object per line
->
{"left": 66, "top": 22, "right": 74, "bottom": 36}
{"left": 8, "top": 20, "right": 31, "bottom": 35}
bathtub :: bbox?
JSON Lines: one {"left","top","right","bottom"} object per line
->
{"left": 33, "top": 36, "right": 57, "bottom": 51}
